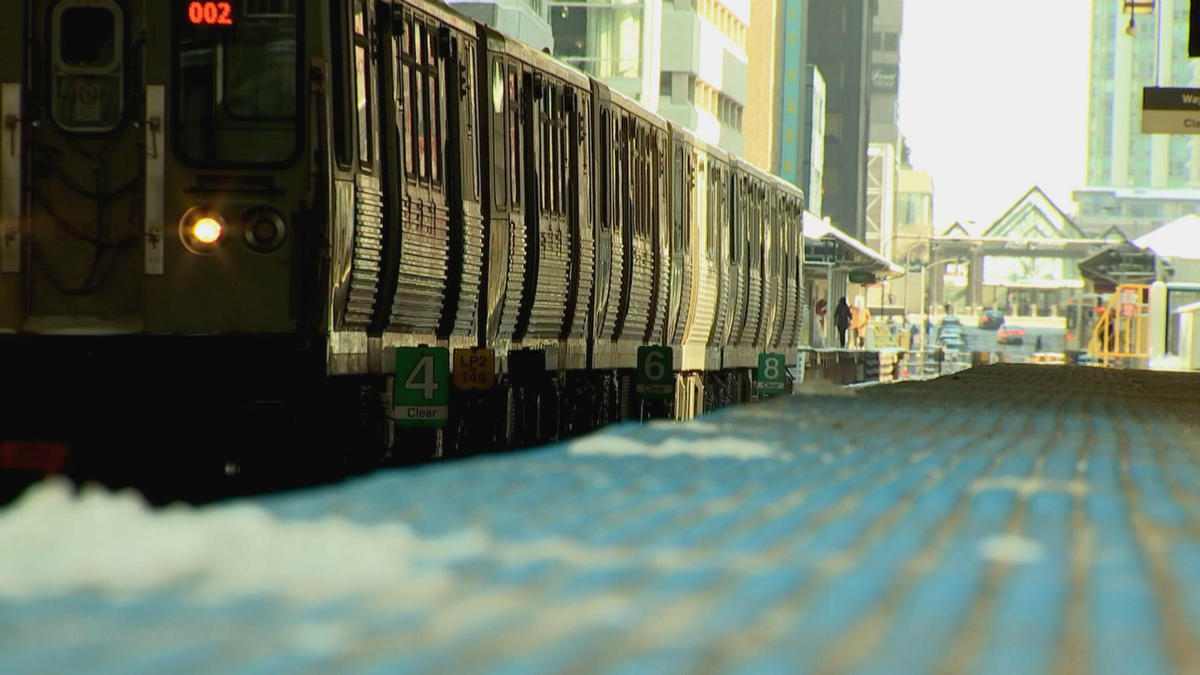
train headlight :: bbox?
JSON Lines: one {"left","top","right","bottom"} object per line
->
{"left": 242, "top": 208, "right": 286, "bottom": 252}
{"left": 192, "top": 217, "right": 223, "bottom": 244}
{"left": 180, "top": 208, "right": 226, "bottom": 254}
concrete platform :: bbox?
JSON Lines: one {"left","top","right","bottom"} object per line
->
{"left": 2, "top": 365, "right": 1198, "bottom": 674}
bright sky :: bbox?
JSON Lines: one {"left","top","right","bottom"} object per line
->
{"left": 899, "top": 0, "right": 1092, "bottom": 231}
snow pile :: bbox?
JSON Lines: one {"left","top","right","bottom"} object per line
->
{"left": 568, "top": 419, "right": 774, "bottom": 459}
{"left": 0, "top": 479, "right": 485, "bottom": 604}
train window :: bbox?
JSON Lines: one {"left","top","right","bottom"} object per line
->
{"left": 53, "top": 2, "right": 123, "bottom": 131}
{"left": 599, "top": 109, "right": 609, "bottom": 229}
{"left": 706, "top": 165, "right": 716, "bottom": 256}
{"left": 564, "top": 99, "right": 572, "bottom": 215}
{"left": 330, "top": 1, "right": 352, "bottom": 166}
{"left": 618, "top": 116, "right": 628, "bottom": 234}
{"left": 632, "top": 127, "right": 641, "bottom": 237}
{"left": 540, "top": 93, "right": 550, "bottom": 211}
{"left": 429, "top": 68, "right": 440, "bottom": 182}
{"left": 556, "top": 92, "right": 565, "bottom": 215}
{"left": 354, "top": 0, "right": 366, "bottom": 34}
{"left": 174, "top": 0, "right": 300, "bottom": 164}
{"left": 491, "top": 59, "right": 506, "bottom": 208}
{"left": 355, "top": 46, "right": 371, "bottom": 166}
{"left": 60, "top": 7, "right": 115, "bottom": 67}
{"left": 653, "top": 136, "right": 662, "bottom": 239}
{"left": 402, "top": 63, "right": 414, "bottom": 175}
{"left": 509, "top": 65, "right": 520, "bottom": 205}
{"left": 416, "top": 22, "right": 425, "bottom": 66}
{"left": 466, "top": 46, "right": 479, "bottom": 199}
{"left": 685, "top": 153, "right": 695, "bottom": 249}
{"left": 415, "top": 72, "right": 426, "bottom": 176}
{"left": 672, "top": 146, "right": 682, "bottom": 248}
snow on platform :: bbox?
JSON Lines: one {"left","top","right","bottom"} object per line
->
{"left": 2, "top": 365, "right": 1199, "bottom": 674}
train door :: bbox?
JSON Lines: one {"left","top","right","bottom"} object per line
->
{"left": 613, "top": 112, "right": 633, "bottom": 340}
{"left": 562, "top": 85, "right": 591, "bottom": 351}
{"left": 436, "top": 24, "right": 483, "bottom": 340}
{"left": 592, "top": 102, "right": 619, "bottom": 348}
{"left": 478, "top": 49, "right": 525, "bottom": 343}
{"left": 10, "top": 0, "right": 146, "bottom": 331}
{"left": 666, "top": 140, "right": 684, "bottom": 346}
{"left": 650, "top": 130, "right": 669, "bottom": 344}
{"left": 326, "top": 0, "right": 384, "bottom": 334}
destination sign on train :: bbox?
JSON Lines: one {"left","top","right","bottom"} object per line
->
{"left": 187, "top": 1, "right": 234, "bottom": 25}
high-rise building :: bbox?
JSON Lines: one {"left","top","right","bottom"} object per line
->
{"left": 771, "top": 0, "right": 809, "bottom": 185}
{"left": 657, "top": 0, "right": 750, "bottom": 154}
{"left": 448, "top": 0, "right": 555, "bottom": 51}
{"left": 805, "top": 0, "right": 873, "bottom": 241}
{"left": 868, "top": 0, "right": 902, "bottom": 150}
{"left": 548, "top": 0, "right": 664, "bottom": 108}
{"left": 1084, "top": 0, "right": 1200, "bottom": 192}
{"left": 742, "top": 0, "right": 784, "bottom": 170}
{"left": 800, "top": 65, "right": 826, "bottom": 217}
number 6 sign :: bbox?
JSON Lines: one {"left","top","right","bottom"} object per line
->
{"left": 636, "top": 346, "right": 673, "bottom": 399}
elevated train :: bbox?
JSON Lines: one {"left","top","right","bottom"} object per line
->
{"left": 0, "top": 0, "right": 803, "bottom": 491}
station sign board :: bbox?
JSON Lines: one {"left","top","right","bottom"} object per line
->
{"left": 756, "top": 353, "right": 788, "bottom": 396}
{"left": 394, "top": 347, "right": 449, "bottom": 427}
{"left": 636, "top": 346, "right": 673, "bottom": 399}
{"left": 1141, "top": 87, "right": 1200, "bottom": 134}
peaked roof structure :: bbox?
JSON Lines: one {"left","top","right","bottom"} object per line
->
{"left": 1100, "top": 225, "right": 1129, "bottom": 242}
{"left": 941, "top": 221, "right": 974, "bottom": 237}
{"left": 982, "top": 186, "right": 1086, "bottom": 240}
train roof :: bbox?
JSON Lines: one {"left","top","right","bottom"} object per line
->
{"left": 669, "top": 123, "right": 730, "bottom": 163}
{"left": 396, "top": 0, "right": 477, "bottom": 35}
{"left": 477, "top": 24, "right": 591, "bottom": 90}
{"left": 592, "top": 83, "right": 669, "bottom": 131}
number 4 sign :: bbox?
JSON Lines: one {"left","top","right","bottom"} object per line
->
{"left": 394, "top": 347, "right": 449, "bottom": 427}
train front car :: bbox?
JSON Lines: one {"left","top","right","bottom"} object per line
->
{"left": 0, "top": 0, "right": 346, "bottom": 496}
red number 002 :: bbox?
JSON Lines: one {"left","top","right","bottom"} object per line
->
{"left": 187, "top": 1, "right": 233, "bottom": 25}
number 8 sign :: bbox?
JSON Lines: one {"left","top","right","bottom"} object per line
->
{"left": 757, "top": 353, "right": 787, "bottom": 396}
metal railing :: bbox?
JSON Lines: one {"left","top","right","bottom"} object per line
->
{"left": 1090, "top": 283, "right": 1150, "bottom": 367}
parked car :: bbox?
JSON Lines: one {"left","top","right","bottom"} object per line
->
{"left": 940, "top": 315, "right": 962, "bottom": 329}
{"left": 1028, "top": 352, "right": 1066, "bottom": 365}
{"left": 981, "top": 309, "right": 1005, "bottom": 330}
{"left": 997, "top": 325, "right": 1026, "bottom": 345}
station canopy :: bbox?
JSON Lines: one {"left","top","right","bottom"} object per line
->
{"left": 803, "top": 212, "right": 903, "bottom": 279}
{"left": 1132, "top": 214, "right": 1200, "bottom": 261}
{"left": 1080, "top": 214, "right": 1200, "bottom": 286}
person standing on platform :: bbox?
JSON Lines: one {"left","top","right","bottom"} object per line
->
{"left": 851, "top": 297, "right": 871, "bottom": 349}
{"left": 834, "top": 297, "right": 851, "bottom": 349}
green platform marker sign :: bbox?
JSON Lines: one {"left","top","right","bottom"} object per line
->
{"left": 757, "top": 353, "right": 787, "bottom": 396}
{"left": 636, "top": 346, "right": 673, "bottom": 399}
{"left": 394, "top": 347, "right": 449, "bottom": 427}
